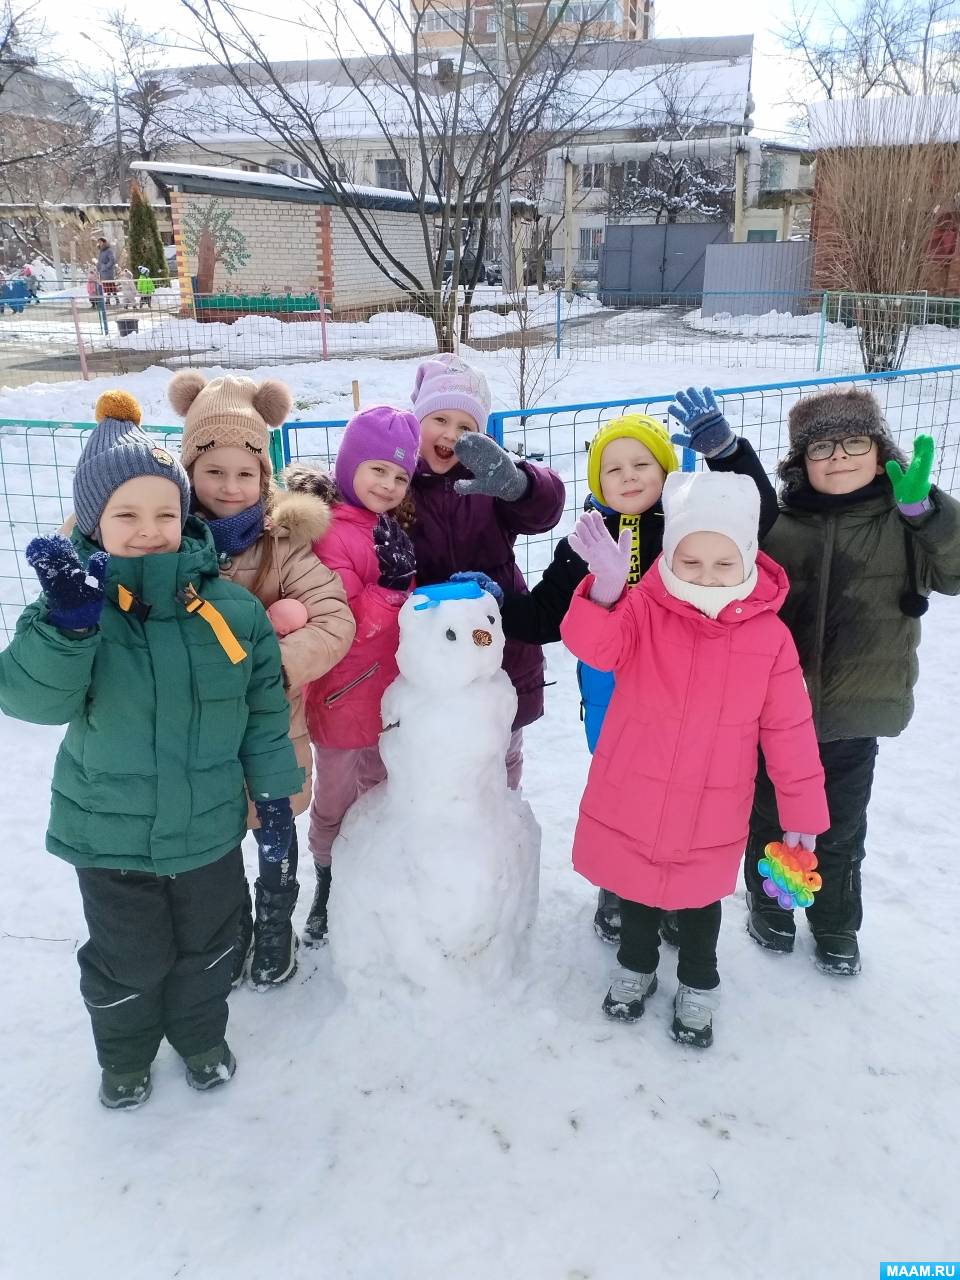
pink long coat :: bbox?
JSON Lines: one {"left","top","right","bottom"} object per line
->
{"left": 304, "top": 502, "right": 411, "bottom": 750}
{"left": 560, "top": 553, "right": 829, "bottom": 910}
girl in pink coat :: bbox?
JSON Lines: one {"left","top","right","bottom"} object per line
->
{"left": 300, "top": 406, "right": 420, "bottom": 944}
{"left": 561, "top": 471, "right": 829, "bottom": 1048}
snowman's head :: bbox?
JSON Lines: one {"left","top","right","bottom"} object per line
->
{"left": 398, "top": 581, "right": 505, "bottom": 689}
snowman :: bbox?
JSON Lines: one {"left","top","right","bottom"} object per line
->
{"left": 328, "top": 580, "right": 541, "bottom": 996}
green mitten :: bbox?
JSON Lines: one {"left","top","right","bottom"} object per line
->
{"left": 886, "top": 434, "right": 934, "bottom": 509}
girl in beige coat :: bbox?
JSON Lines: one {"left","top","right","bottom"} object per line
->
{"left": 169, "top": 371, "right": 355, "bottom": 988}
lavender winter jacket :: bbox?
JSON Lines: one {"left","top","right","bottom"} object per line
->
{"left": 410, "top": 457, "right": 566, "bottom": 729}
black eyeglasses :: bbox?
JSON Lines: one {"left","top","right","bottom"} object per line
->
{"left": 805, "top": 435, "right": 875, "bottom": 462}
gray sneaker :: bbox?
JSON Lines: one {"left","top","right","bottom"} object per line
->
{"left": 671, "top": 983, "right": 720, "bottom": 1048}
{"left": 602, "top": 966, "right": 658, "bottom": 1022}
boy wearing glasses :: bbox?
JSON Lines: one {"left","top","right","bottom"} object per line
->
{"left": 744, "top": 388, "right": 960, "bottom": 975}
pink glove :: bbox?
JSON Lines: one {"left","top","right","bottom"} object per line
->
{"left": 783, "top": 832, "right": 817, "bottom": 852}
{"left": 568, "top": 510, "right": 632, "bottom": 606}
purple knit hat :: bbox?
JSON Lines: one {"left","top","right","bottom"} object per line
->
{"left": 334, "top": 405, "right": 421, "bottom": 507}
{"left": 410, "top": 354, "right": 492, "bottom": 433}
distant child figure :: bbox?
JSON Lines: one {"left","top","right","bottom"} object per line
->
{"left": 86, "top": 267, "right": 101, "bottom": 309}
{"left": 744, "top": 389, "right": 960, "bottom": 975}
{"left": 137, "top": 266, "right": 156, "bottom": 309}
{"left": 171, "top": 371, "right": 355, "bottom": 988}
{"left": 118, "top": 268, "right": 137, "bottom": 309}
{"left": 408, "top": 354, "right": 566, "bottom": 789}
{"left": 501, "top": 386, "right": 777, "bottom": 943}
{"left": 0, "top": 391, "right": 302, "bottom": 1109}
{"left": 561, "top": 471, "right": 829, "bottom": 1048}
{"left": 294, "top": 405, "right": 421, "bottom": 946}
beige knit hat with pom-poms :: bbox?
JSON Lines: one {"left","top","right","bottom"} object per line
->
{"left": 169, "top": 371, "right": 293, "bottom": 479}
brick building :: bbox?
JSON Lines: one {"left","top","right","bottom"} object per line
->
{"left": 133, "top": 161, "right": 439, "bottom": 316}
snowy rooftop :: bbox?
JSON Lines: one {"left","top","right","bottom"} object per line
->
{"left": 809, "top": 94, "right": 960, "bottom": 148}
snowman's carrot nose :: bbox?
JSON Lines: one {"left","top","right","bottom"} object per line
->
{"left": 472, "top": 629, "right": 493, "bottom": 647}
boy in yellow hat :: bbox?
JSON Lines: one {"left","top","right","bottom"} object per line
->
{"left": 501, "top": 386, "right": 778, "bottom": 942}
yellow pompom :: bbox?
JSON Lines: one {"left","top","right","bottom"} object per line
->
{"left": 94, "top": 390, "right": 142, "bottom": 427}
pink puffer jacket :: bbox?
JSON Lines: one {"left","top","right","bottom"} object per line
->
{"left": 560, "top": 553, "right": 829, "bottom": 910}
{"left": 304, "top": 502, "right": 411, "bottom": 749}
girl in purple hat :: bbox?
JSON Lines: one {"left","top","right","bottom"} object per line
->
{"left": 291, "top": 405, "right": 421, "bottom": 946}
{"left": 409, "top": 354, "right": 566, "bottom": 789}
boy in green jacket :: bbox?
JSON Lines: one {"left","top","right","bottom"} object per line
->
{"left": 745, "top": 388, "right": 960, "bottom": 976}
{"left": 0, "top": 391, "right": 303, "bottom": 1109}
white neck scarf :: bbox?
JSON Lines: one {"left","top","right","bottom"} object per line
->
{"left": 658, "top": 557, "right": 758, "bottom": 620}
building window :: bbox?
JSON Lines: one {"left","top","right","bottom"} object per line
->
{"left": 548, "top": 0, "right": 621, "bottom": 20}
{"left": 746, "top": 229, "right": 778, "bottom": 243}
{"left": 580, "top": 163, "right": 606, "bottom": 191}
{"left": 579, "top": 227, "right": 603, "bottom": 262}
{"left": 375, "top": 157, "right": 408, "bottom": 191}
{"left": 239, "top": 162, "right": 260, "bottom": 172}
{"left": 269, "top": 159, "right": 311, "bottom": 179}
{"left": 420, "top": 7, "right": 469, "bottom": 31}
{"left": 760, "top": 156, "right": 784, "bottom": 190}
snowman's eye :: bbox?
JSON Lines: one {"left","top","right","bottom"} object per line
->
{"left": 487, "top": 615, "right": 495, "bottom": 624}
{"left": 445, "top": 628, "right": 457, "bottom": 641}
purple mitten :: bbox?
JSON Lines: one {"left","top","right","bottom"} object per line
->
{"left": 568, "top": 510, "right": 631, "bottom": 605}
{"left": 783, "top": 831, "right": 817, "bottom": 852}
{"left": 25, "top": 535, "right": 109, "bottom": 630}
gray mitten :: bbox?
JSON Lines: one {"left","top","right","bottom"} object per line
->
{"left": 453, "top": 433, "right": 528, "bottom": 501}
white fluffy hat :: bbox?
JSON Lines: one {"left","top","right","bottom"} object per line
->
{"left": 661, "top": 471, "right": 761, "bottom": 578}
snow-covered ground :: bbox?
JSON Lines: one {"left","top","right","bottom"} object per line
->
{"left": 2, "top": 346, "right": 960, "bottom": 1276}
{"left": 2, "top": 613, "right": 959, "bottom": 1278}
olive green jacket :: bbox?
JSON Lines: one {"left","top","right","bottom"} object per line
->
{"left": 0, "top": 519, "right": 303, "bottom": 874}
{"left": 762, "top": 485, "right": 960, "bottom": 741}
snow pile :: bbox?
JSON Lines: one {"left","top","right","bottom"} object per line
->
{"left": 329, "top": 584, "right": 540, "bottom": 995}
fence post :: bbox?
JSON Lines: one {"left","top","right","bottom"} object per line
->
{"left": 269, "top": 428, "right": 286, "bottom": 476}
{"left": 69, "top": 299, "right": 90, "bottom": 382}
{"left": 488, "top": 411, "right": 504, "bottom": 446}
{"left": 815, "top": 291, "right": 829, "bottom": 372}
{"left": 682, "top": 446, "right": 697, "bottom": 472}
{"left": 319, "top": 290, "right": 329, "bottom": 361}
{"left": 555, "top": 289, "right": 562, "bottom": 360}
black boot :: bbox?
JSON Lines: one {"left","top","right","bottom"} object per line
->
{"left": 230, "top": 878, "right": 254, "bottom": 988}
{"left": 813, "top": 930, "right": 861, "bottom": 976}
{"left": 303, "top": 864, "right": 332, "bottom": 947}
{"left": 249, "top": 880, "right": 299, "bottom": 986}
{"left": 745, "top": 890, "right": 796, "bottom": 953}
{"left": 593, "top": 888, "right": 621, "bottom": 944}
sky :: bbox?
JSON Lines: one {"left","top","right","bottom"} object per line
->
{"left": 42, "top": 0, "right": 816, "bottom": 137}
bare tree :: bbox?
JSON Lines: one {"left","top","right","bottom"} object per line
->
{"left": 811, "top": 95, "right": 960, "bottom": 369}
{"left": 779, "top": 0, "right": 960, "bottom": 101}
{"left": 172, "top": 0, "right": 679, "bottom": 349}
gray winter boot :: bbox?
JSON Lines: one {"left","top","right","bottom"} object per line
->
{"left": 602, "top": 966, "right": 658, "bottom": 1022}
{"left": 671, "top": 984, "right": 720, "bottom": 1049}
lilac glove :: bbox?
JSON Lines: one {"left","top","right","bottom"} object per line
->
{"left": 25, "top": 534, "right": 109, "bottom": 630}
{"left": 568, "top": 510, "right": 631, "bottom": 606}
{"left": 783, "top": 832, "right": 817, "bottom": 852}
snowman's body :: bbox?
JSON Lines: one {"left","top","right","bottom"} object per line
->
{"left": 328, "top": 582, "right": 541, "bottom": 995}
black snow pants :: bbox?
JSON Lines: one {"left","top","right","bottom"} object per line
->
{"left": 745, "top": 737, "right": 879, "bottom": 935}
{"left": 75, "top": 847, "right": 245, "bottom": 1072}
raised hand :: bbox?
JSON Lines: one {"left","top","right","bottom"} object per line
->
{"left": 453, "top": 432, "right": 528, "bottom": 501}
{"left": 25, "top": 534, "right": 109, "bottom": 630}
{"left": 568, "top": 510, "right": 632, "bottom": 605}
{"left": 668, "top": 386, "right": 736, "bottom": 459}
{"left": 886, "top": 434, "right": 935, "bottom": 511}
{"left": 373, "top": 515, "right": 415, "bottom": 592}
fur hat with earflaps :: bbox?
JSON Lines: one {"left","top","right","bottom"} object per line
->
{"left": 778, "top": 388, "right": 907, "bottom": 495}
{"left": 169, "top": 372, "right": 293, "bottom": 490}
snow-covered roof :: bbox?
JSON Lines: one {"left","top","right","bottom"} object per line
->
{"left": 809, "top": 94, "right": 960, "bottom": 148}
{"left": 131, "top": 160, "right": 444, "bottom": 213}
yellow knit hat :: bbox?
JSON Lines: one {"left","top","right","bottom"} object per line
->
{"left": 587, "top": 414, "right": 679, "bottom": 506}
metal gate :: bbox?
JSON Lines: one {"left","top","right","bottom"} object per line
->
{"left": 598, "top": 222, "right": 731, "bottom": 304}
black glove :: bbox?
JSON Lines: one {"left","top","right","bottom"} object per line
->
{"left": 373, "top": 515, "right": 415, "bottom": 591}
{"left": 453, "top": 432, "right": 528, "bottom": 501}
{"left": 254, "top": 797, "right": 294, "bottom": 864}
{"left": 25, "top": 535, "right": 109, "bottom": 630}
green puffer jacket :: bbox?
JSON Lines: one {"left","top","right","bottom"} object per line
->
{"left": 762, "top": 483, "right": 960, "bottom": 742}
{"left": 0, "top": 518, "right": 304, "bottom": 875}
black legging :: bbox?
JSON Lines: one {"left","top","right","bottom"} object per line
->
{"left": 618, "top": 899, "right": 722, "bottom": 990}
